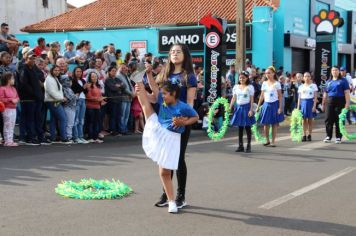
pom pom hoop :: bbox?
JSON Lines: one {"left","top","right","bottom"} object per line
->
{"left": 251, "top": 110, "right": 272, "bottom": 144}
{"left": 339, "top": 105, "right": 356, "bottom": 140}
{"left": 55, "top": 179, "right": 133, "bottom": 200}
{"left": 290, "top": 109, "right": 304, "bottom": 142}
{"left": 207, "top": 97, "right": 230, "bottom": 140}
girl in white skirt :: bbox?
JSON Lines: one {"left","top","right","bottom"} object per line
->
{"left": 297, "top": 72, "right": 318, "bottom": 142}
{"left": 133, "top": 66, "right": 198, "bottom": 213}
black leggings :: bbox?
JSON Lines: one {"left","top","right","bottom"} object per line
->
{"left": 238, "top": 126, "right": 252, "bottom": 145}
{"left": 170, "top": 125, "right": 191, "bottom": 196}
{"left": 325, "top": 97, "right": 345, "bottom": 139}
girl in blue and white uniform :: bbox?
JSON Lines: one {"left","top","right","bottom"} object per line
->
{"left": 256, "top": 66, "right": 284, "bottom": 147}
{"left": 297, "top": 72, "right": 318, "bottom": 142}
{"left": 133, "top": 65, "right": 198, "bottom": 214}
{"left": 230, "top": 70, "right": 255, "bottom": 153}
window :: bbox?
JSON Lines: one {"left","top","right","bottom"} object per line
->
{"left": 42, "top": 0, "right": 48, "bottom": 8}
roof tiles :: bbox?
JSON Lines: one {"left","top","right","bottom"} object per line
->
{"left": 21, "top": 0, "right": 275, "bottom": 32}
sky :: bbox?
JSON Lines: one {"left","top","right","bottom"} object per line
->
{"left": 67, "top": 0, "right": 97, "bottom": 8}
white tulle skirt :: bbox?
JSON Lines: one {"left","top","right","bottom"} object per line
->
{"left": 142, "top": 113, "right": 181, "bottom": 170}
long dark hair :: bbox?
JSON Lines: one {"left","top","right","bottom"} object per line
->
{"left": 87, "top": 72, "right": 101, "bottom": 89}
{"left": 72, "top": 66, "right": 83, "bottom": 80}
{"left": 1, "top": 72, "right": 13, "bottom": 86}
{"left": 160, "top": 44, "right": 194, "bottom": 87}
{"left": 162, "top": 81, "right": 181, "bottom": 99}
{"left": 50, "top": 65, "right": 61, "bottom": 77}
{"left": 330, "top": 65, "right": 342, "bottom": 80}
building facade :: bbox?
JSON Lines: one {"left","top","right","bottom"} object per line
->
{"left": 15, "top": 0, "right": 356, "bottom": 80}
{"left": 0, "top": 0, "right": 67, "bottom": 34}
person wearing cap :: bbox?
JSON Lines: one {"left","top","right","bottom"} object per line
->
{"left": 18, "top": 50, "right": 47, "bottom": 145}
{"left": 17, "top": 40, "right": 29, "bottom": 61}
{"left": 256, "top": 66, "right": 284, "bottom": 147}
{"left": 0, "top": 23, "right": 21, "bottom": 55}
{"left": 229, "top": 70, "right": 255, "bottom": 153}
{"left": 322, "top": 65, "right": 350, "bottom": 144}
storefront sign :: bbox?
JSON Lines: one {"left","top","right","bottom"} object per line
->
{"left": 130, "top": 41, "right": 147, "bottom": 59}
{"left": 313, "top": 10, "right": 344, "bottom": 35}
{"left": 200, "top": 14, "right": 226, "bottom": 104}
{"left": 305, "top": 38, "right": 316, "bottom": 48}
{"left": 315, "top": 42, "right": 332, "bottom": 84}
{"left": 158, "top": 25, "right": 251, "bottom": 52}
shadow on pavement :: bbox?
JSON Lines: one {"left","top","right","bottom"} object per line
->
{"left": 182, "top": 206, "right": 356, "bottom": 236}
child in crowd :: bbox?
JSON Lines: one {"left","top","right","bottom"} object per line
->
{"left": 0, "top": 72, "right": 19, "bottom": 146}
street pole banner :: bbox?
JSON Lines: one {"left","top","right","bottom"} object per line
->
{"left": 200, "top": 14, "right": 227, "bottom": 104}
{"left": 315, "top": 42, "right": 332, "bottom": 83}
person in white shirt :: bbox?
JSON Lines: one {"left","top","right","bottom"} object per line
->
{"left": 256, "top": 66, "right": 284, "bottom": 147}
{"left": 229, "top": 70, "right": 256, "bottom": 153}
{"left": 297, "top": 72, "right": 318, "bottom": 142}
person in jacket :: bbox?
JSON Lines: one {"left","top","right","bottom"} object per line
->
{"left": 18, "top": 51, "right": 46, "bottom": 145}
{"left": 117, "top": 63, "right": 135, "bottom": 135}
{"left": 105, "top": 66, "right": 124, "bottom": 135}
{"left": 44, "top": 65, "right": 70, "bottom": 144}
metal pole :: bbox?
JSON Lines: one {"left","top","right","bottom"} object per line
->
{"left": 236, "top": 0, "right": 246, "bottom": 72}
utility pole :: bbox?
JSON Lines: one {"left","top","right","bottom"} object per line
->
{"left": 236, "top": 0, "right": 246, "bottom": 72}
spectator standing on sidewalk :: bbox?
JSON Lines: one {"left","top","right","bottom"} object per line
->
{"left": 18, "top": 51, "right": 46, "bottom": 145}
{"left": 117, "top": 63, "right": 135, "bottom": 135}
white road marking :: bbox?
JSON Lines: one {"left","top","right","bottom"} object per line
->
{"left": 190, "top": 128, "right": 324, "bottom": 147}
{"left": 259, "top": 167, "right": 356, "bottom": 210}
{"left": 289, "top": 141, "right": 332, "bottom": 151}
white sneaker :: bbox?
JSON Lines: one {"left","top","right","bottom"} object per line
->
{"left": 77, "top": 138, "right": 89, "bottom": 144}
{"left": 323, "top": 137, "right": 331, "bottom": 143}
{"left": 168, "top": 201, "right": 178, "bottom": 214}
{"left": 94, "top": 139, "right": 103, "bottom": 144}
{"left": 335, "top": 138, "right": 342, "bottom": 144}
{"left": 87, "top": 139, "right": 95, "bottom": 143}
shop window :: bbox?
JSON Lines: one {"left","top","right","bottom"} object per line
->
{"left": 42, "top": 0, "right": 48, "bottom": 8}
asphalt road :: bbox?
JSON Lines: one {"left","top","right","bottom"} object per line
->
{"left": 1, "top": 118, "right": 356, "bottom": 236}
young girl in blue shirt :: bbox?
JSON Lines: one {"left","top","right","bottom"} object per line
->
{"left": 133, "top": 65, "right": 198, "bottom": 213}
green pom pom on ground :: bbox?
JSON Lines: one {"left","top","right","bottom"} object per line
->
{"left": 55, "top": 179, "right": 133, "bottom": 200}
{"left": 290, "top": 109, "right": 303, "bottom": 142}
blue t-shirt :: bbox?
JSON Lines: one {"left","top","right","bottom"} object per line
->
{"left": 157, "top": 95, "right": 197, "bottom": 133}
{"left": 168, "top": 72, "right": 197, "bottom": 103}
{"left": 325, "top": 78, "right": 349, "bottom": 97}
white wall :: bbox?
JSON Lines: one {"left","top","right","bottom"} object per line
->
{"left": 0, "top": 0, "right": 67, "bottom": 34}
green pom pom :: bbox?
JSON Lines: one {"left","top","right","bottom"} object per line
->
{"left": 339, "top": 104, "right": 356, "bottom": 140}
{"left": 55, "top": 179, "right": 133, "bottom": 200}
{"left": 290, "top": 109, "right": 303, "bottom": 142}
{"left": 251, "top": 110, "right": 272, "bottom": 144}
{"left": 207, "top": 97, "right": 230, "bottom": 140}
